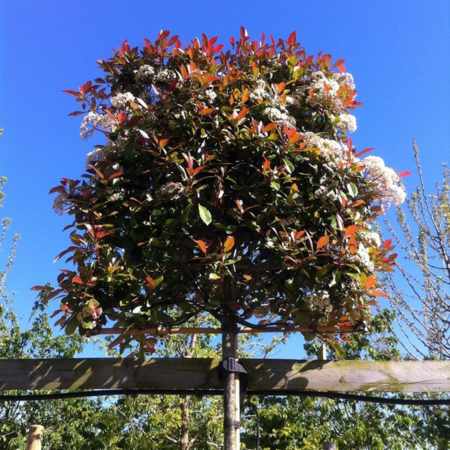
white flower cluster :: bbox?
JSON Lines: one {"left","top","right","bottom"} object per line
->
{"left": 314, "top": 185, "right": 340, "bottom": 202}
{"left": 363, "top": 156, "right": 406, "bottom": 207}
{"left": 358, "top": 230, "right": 382, "bottom": 248}
{"left": 336, "top": 113, "right": 357, "bottom": 133}
{"left": 300, "top": 132, "right": 348, "bottom": 162}
{"left": 249, "top": 78, "right": 296, "bottom": 127}
{"left": 80, "top": 111, "right": 116, "bottom": 140}
{"left": 305, "top": 290, "right": 333, "bottom": 315}
{"left": 155, "top": 182, "right": 185, "bottom": 200}
{"left": 263, "top": 106, "right": 296, "bottom": 128}
{"left": 136, "top": 64, "right": 155, "bottom": 84}
{"left": 154, "top": 69, "right": 176, "bottom": 83}
{"left": 204, "top": 88, "right": 217, "bottom": 103}
{"left": 354, "top": 243, "right": 375, "bottom": 272}
{"left": 106, "top": 187, "right": 126, "bottom": 202}
{"left": 110, "top": 92, "right": 135, "bottom": 110}
{"left": 249, "top": 79, "right": 270, "bottom": 102}
{"left": 86, "top": 145, "right": 123, "bottom": 170}
{"left": 53, "top": 193, "right": 69, "bottom": 215}
{"left": 86, "top": 147, "right": 108, "bottom": 168}
{"left": 334, "top": 72, "right": 356, "bottom": 90}
{"left": 305, "top": 71, "right": 357, "bottom": 117}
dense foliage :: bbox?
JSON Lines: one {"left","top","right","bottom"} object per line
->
{"left": 36, "top": 29, "right": 405, "bottom": 345}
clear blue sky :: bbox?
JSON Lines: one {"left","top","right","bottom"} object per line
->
{"left": 0, "top": 0, "right": 449, "bottom": 355}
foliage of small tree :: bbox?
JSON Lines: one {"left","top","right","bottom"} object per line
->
{"left": 35, "top": 29, "right": 405, "bottom": 351}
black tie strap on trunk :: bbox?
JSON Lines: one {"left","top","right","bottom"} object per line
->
{"left": 219, "top": 357, "right": 249, "bottom": 407}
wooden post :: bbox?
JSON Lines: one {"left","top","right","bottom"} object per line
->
{"left": 323, "top": 443, "right": 336, "bottom": 450}
{"left": 222, "top": 326, "right": 239, "bottom": 450}
{"left": 27, "top": 425, "right": 44, "bottom": 450}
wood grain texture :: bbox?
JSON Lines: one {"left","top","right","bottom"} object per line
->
{"left": 1, "top": 359, "right": 450, "bottom": 393}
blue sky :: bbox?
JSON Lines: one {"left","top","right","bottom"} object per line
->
{"left": 1, "top": 0, "right": 449, "bottom": 356}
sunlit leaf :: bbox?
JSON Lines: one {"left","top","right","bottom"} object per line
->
{"left": 198, "top": 204, "right": 212, "bottom": 225}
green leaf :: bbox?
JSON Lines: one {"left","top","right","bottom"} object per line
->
{"left": 64, "top": 314, "right": 78, "bottom": 335}
{"left": 330, "top": 341, "right": 346, "bottom": 360}
{"left": 198, "top": 204, "right": 212, "bottom": 225}
{"left": 181, "top": 203, "right": 192, "bottom": 223}
{"left": 271, "top": 181, "right": 280, "bottom": 190}
{"left": 347, "top": 182, "right": 358, "bottom": 198}
{"left": 283, "top": 158, "right": 295, "bottom": 174}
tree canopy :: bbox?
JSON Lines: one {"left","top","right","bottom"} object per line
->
{"left": 36, "top": 29, "right": 405, "bottom": 350}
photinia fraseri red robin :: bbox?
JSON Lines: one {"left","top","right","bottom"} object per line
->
{"left": 34, "top": 28, "right": 406, "bottom": 350}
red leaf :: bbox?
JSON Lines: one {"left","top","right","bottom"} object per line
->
{"left": 199, "top": 108, "right": 215, "bottom": 115}
{"left": 332, "top": 58, "right": 345, "bottom": 69}
{"left": 347, "top": 137, "right": 353, "bottom": 151}
{"left": 108, "top": 172, "right": 123, "bottom": 181}
{"left": 262, "top": 123, "right": 277, "bottom": 133}
{"left": 197, "top": 240, "right": 207, "bottom": 254}
{"left": 73, "top": 275, "right": 83, "bottom": 284}
{"left": 338, "top": 64, "right": 346, "bottom": 73}
{"left": 289, "top": 134, "right": 302, "bottom": 145}
{"left": 383, "top": 239, "right": 392, "bottom": 249}
{"left": 367, "top": 290, "right": 389, "bottom": 298}
{"left": 355, "top": 148, "right": 375, "bottom": 157}
{"left": 146, "top": 276, "right": 156, "bottom": 289}
{"left": 344, "top": 225, "right": 360, "bottom": 238}
{"left": 317, "top": 235, "right": 330, "bottom": 250}
{"left": 50, "top": 309, "right": 62, "bottom": 318}
{"left": 237, "top": 108, "right": 249, "bottom": 120}
{"left": 365, "top": 276, "right": 376, "bottom": 288}
{"left": 287, "top": 30, "right": 296, "bottom": 45}
{"left": 30, "top": 285, "right": 48, "bottom": 291}
{"left": 399, "top": 171, "right": 412, "bottom": 178}
{"left": 62, "top": 89, "right": 80, "bottom": 97}
{"left": 262, "top": 158, "right": 271, "bottom": 171}
{"left": 224, "top": 236, "right": 235, "bottom": 253}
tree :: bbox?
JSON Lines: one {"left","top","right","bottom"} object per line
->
{"left": 37, "top": 29, "right": 404, "bottom": 352}
{"left": 377, "top": 141, "right": 450, "bottom": 360}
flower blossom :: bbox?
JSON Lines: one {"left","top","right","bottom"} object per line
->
{"left": 136, "top": 64, "right": 155, "bottom": 84}
{"left": 300, "top": 132, "right": 348, "bottom": 162}
{"left": 305, "top": 290, "right": 333, "bottom": 315}
{"left": 80, "top": 111, "right": 115, "bottom": 140}
{"left": 337, "top": 113, "right": 357, "bottom": 133}
{"left": 363, "top": 156, "right": 406, "bottom": 207}
{"left": 110, "top": 92, "right": 135, "bottom": 110}
{"left": 154, "top": 69, "right": 176, "bottom": 83}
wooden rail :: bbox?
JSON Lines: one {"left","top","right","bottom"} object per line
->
{"left": 1, "top": 359, "right": 450, "bottom": 393}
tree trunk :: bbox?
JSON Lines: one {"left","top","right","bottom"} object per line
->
{"left": 180, "top": 333, "right": 198, "bottom": 450}
{"left": 222, "top": 328, "right": 238, "bottom": 450}
{"left": 180, "top": 394, "right": 190, "bottom": 450}
{"left": 27, "top": 425, "right": 44, "bottom": 450}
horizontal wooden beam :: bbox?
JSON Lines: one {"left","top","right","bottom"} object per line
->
{"left": 99, "top": 324, "right": 361, "bottom": 336}
{"left": 1, "top": 359, "right": 449, "bottom": 393}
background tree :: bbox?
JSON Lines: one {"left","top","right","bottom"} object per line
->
{"left": 374, "top": 141, "right": 450, "bottom": 360}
